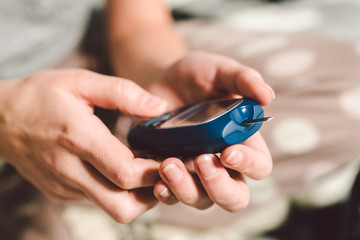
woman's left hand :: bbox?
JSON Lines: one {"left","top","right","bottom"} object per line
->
{"left": 149, "top": 51, "right": 275, "bottom": 212}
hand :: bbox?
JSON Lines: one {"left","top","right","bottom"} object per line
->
{"left": 0, "top": 69, "right": 168, "bottom": 223}
{"left": 149, "top": 51, "right": 274, "bottom": 109}
{"left": 150, "top": 51, "right": 275, "bottom": 211}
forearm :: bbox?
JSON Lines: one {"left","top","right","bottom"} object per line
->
{"left": 106, "top": 0, "right": 188, "bottom": 87}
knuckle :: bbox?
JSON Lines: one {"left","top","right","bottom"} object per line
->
{"left": 111, "top": 79, "right": 124, "bottom": 97}
{"left": 52, "top": 165, "right": 68, "bottom": 180}
{"left": 112, "top": 214, "right": 135, "bottom": 224}
{"left": 112, "top": 79, "right": 143, "bottom": 112}
{"left": 213, "top": 187, "right": 250, "bottom": 212}
{"left": 180, "top": 193, "right": 198, "bottom": 206}
{"left": 255, "top": 160, "right": 273, "bottom": 180}
{"left": 56, "top": 122, "right": 84, "bottom": 153}
{"left": 114, "top": 167, "right": 136, "bottom": 189}
{"left": 53, "top": 163, "right": 82, "bottom": 189}
{"left": 110, "top": 204, "right": 137, "bottom": 224}
{"left": 227, "top": 198, "right": 250, "bottom": 213}
{"left": 114, "top": 79, "right": 135, "bottom": 97}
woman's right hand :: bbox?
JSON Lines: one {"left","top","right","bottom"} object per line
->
{"left": 0, "top": 69, "right": 167, "bottom": 223}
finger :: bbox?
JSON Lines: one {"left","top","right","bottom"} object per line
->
{"left": 194, "top": 154, "right": 250, "bottom": 212}
{"left": 59, "top": 115, "right": 161, "bottom": 190}
{"left": 153, "top": 180, "right": 179, "bottom": 205}
{"left": 214, "top": 57, "right": 275, "bottom": 106}
{"left": 158, "top": 158, "right": 213, "bottom": 210}
{"left": 69, "top": 69, "right": 167, "bottom": 117}
{"left": 74, "top": 161, "right": 158, "bottom": 223}
{"left": 220, "top": 132, "right": 273, "bottom": 180}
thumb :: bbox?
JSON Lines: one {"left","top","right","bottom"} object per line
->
{"left": 74, "top": 71, "right": 168, "bottom": 117}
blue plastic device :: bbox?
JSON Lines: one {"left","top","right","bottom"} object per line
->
{"left": 127, "top": 98, "right": 266, "bottom": 157}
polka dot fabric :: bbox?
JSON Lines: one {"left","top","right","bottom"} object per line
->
{"left": 177, "top": 20, "right": 360, "bottom": 199}
{"left": 60, "top": 2, "right": 360, "bottom": 239}
{"left": 2, "top": 1, "right": 360, "bottom": 240}
{"left": 149, "top": 19, "right": 360, "bottom": 238}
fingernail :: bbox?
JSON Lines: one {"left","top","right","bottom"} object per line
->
{"left": 226, "top": 151, "right": 243, "bottom": 166}
{"left": 159, "top": 186, "right": 172, "bottom": 199}
{"left": 144, "top": 94, "right": 168, "bottom": 111}
{"left": 163, "top": 163, "right": 182, "bottom": 183}
{"left": 197, "top": 155, "right": 217, "bottom": 179}
{"left": 265, "top": 84, "right": 276, "bottom": 100}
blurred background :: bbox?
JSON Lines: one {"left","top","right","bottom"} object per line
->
{"left": 62, "top": 0, "right": 360, "bottom": 239}
{"left": 168, "top": 0, "right": 360, "bottom": 41}
{"left": 2, "top": 0, "right": 359, "bottom": 240}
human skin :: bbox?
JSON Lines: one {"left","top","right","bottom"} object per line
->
{"left": 0, "top": 69, "right": 168, "bottom": 223}
{"left": 106, "top": 0, "right": 275, "bottom": 213}
{"left": 149, "top": 52, "right": 274, "bottom": 211}
{"left": 0, "top": 0, "right": 275, "bottom": 225}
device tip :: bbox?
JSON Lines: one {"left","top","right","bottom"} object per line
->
{"left": 240, "top": 116, "right": 274, "bottom": 126}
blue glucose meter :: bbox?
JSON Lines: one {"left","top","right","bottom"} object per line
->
{"left": 127, "top": 98, "right": 272, "bottom": 157}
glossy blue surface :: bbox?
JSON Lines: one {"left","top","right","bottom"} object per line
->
{"left": 127, "top": 98, "right": 264, "bottom": 157}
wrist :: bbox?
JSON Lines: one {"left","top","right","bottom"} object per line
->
{"left": 108, "top": 29, "right": 188, "bottom": 88}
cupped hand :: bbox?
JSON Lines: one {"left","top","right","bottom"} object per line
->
{"left": 150, "top": 51, "right": 274, "bottom": 211}
{"left": 0, "top": 69, "right": 168, "bottom": 223}
{"left": 149, "top": 51, "right": 275, "bottom": 109}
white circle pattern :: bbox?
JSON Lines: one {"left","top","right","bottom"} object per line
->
{"left": 264, "top": 49, "right": 317, "bottom": 78}
{"left": 221, "top": 6, "right": 322, "bottom": 32}
{"left": 271, "top": 118, "right": 321, "bottom": 155}
{"left": 355, "top": 42, "right": 360, "bottom": 56}
{"left": 237, "top": 36, "right": 290, "bottom": 57}
{"left": 339, "top": 85, "right": 360, "bottom": 119}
